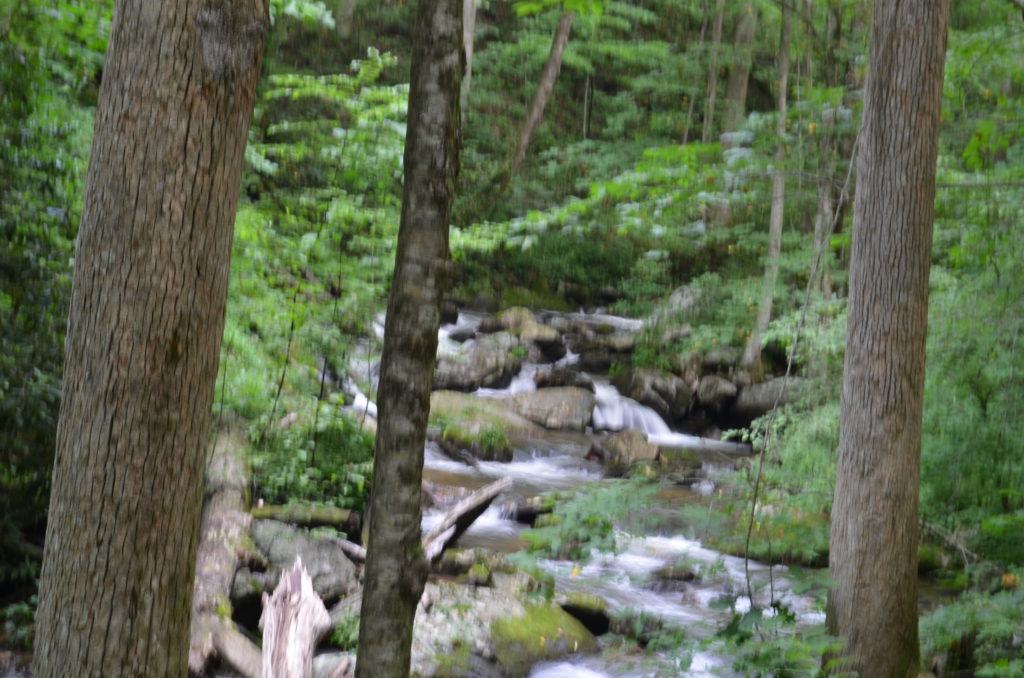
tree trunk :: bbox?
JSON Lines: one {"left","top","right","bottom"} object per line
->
{"left": 32, "top": 1, "right": 267, "bottom": 676}
{"left": 722, "top": 4, "right": 756, "bottom": 134}
{"left": 701, "top": 0, "right": 726, "bottom": 143}
{"left": 681, "top": 1, "right": 709, "bottom": 144}
{"left": 510, "top": 11, "right": 574, "bottom": 177}
{"left": 354, "top": 0, "right": 463, "bottom": 676}
{"left": 460, "top": 0, "right": 476, "bottom": 128}
{"left": 260, "top": 558, "right": 332, "bottom": 678}
{"left": 334, "top": 0, "right": 357, "bottom": 38}
{"left": 741, "top": 0, "right": 790, "bottom": 368}
{"left": 826, "top": 1, "right": 950, "bottom": 676}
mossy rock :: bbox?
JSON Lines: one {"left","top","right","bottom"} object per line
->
{"left": 558, "top": 592, "right": 610, "bottom": 636}
{"left": 491, "top": 604, "right": 597, "bottom": 677}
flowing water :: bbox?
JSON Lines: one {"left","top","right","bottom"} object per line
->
{"left": 364, "top": 311, "right": 826, "bottom": 676}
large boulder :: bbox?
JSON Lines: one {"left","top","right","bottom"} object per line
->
{"left": 241, "top": 520, "right": 358, "bottom": 607}
{"left": 517, "top": 321, "right": 566, "bottom": 362}
{"left": 696, "top": 374, "right": 738, "bottom": 413}
{"left": 434, "top": 332, "right": 523, "bottom": 392}
{"left": 595, "top": 429, "right": 660, "bottom": 477}
{"left": 491, "top": 604, "right": 597, "bottom": 677}
{"left": 728, "top": 376, "right": 806, "bottom": 426}
{"left": 430, "top": 390, "right": 543, "bottom": 461}
{"left": 510, "top": 387, "right": 595, "bottom": 431}
{"left": 612, "top": 367, "right": 692, "bottom": 424}
{"left": 534, "top": 368, "right": 594, "bottom": 392}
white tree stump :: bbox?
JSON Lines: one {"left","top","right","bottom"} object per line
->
{"left": 259, "top": 557, "right": 332, "bottom": 678}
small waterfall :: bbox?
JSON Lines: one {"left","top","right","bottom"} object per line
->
{"left": 591, "top": 383, "right": 671, "bottom": 435}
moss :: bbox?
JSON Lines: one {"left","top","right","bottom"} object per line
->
{"left": 432, "top": 640, "right": 473, "bottom": 678}
{"left": 463, "top": 562, "right": 492, "bottom": 587}
{"left": 491, "top": 604, "right": 597, "bottom": 677}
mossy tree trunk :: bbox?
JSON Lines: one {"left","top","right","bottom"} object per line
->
{"left": 826, "top": 1, "right": 950, "bottom": 675}
{"left": 32, "top": 1, "right": 268, "bottom": 676}
{"left": 354, "top": 0, "right": 463, "bottom": 676}
{"left": 722, "top": 3, "right": 756, "bottom": 134}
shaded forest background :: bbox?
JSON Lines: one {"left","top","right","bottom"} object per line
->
{"left": 1, "top": 0, "right": 1023, "bottom": 668}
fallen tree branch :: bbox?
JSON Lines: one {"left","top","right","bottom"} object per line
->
{"left": 251, "top": 504, "right": 358, "bottom": 535}
{"left": 189, "top": 429, "right": 254, "bottom": 677}
{"left": 260, "top": 557, "right": 332, "bottom": 678}
{"left": 422, "top": 476, "right": 513, "bottom": 562}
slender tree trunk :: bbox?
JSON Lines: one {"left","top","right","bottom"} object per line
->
{"left": 741, "top": 0, "right": 790, "bottom": 368}
{"left": 460, "top": 0, "right": 476, "bottom": 128}
{"left": 32, "top": 1, "right": 268, "bottom": 676}
{"left": 722, "top": 4, "right": 756, "bottom": 134}
{"left": 334, "top": 0, "right": 357, "bottom": 38}
{"left": 826, "top": 1, "right": 950, "bottom": 676}
{"left": 354, "top": 0, "right": 463, "bottom": 676}
{"left": 701, "top": 0, "right": 726, "bottom": 143}
{"left": 682, "top": 1, "right": 709, "bottom": 144}
{"left": 510, "top": 11, "right": 573, "bottom": 177}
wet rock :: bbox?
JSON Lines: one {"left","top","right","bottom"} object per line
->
{"left": 534, "top": 368, "right": 594, "bottom": 392}
{"left": 702, "top": 347, "right": 741, "bottom": 372}
{"left": 601, "top": 429, "right": 659, "bottom": 477}
{"left": 447, "top": 326, "right": 477, "bottom": 343}
{"left": 612, "top": 367, "right": 691, "bottom": 424}
{"left": 429, "top": 391, "right": 542, "bottom": 461}
{"left": 245, "top": 520, "right": 358, "bottom": 606}
{"left": 728, "top": 376, "right": 806, "bottom": 426}
{"left": 518, "top": 321, "right": 566, "bottom": 362}
{"left": 577, "top": 349, "right": 614, "bottom": 373}
{"left": 656, "top": 447, "right": 702, "bottom": 479}
{"left": 491, "top": 604, "right": 597, "bottom": 677}
{"left": 434, "top": 332, "right": 523, "bottom": 392}
{"left": 697, "top": 374, "right": 738, "bottom": 413}
{"left": 510, "top": 386, "right": 595, "bottom": 431}
{"left": 557, "top": 592, "right": 610, "bottom": 636}
{"left": 441, "top": 299, "right": 460, "bottom": 325}
{"left": 497, "top": 306, "right": 536, "bottom": 330}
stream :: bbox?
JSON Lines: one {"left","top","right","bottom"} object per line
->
{"left": 361, "top": 310, "right": 827, "bottom": 676}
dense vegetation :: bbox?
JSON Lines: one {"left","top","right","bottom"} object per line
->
{"left": 2, "top": 0, "right": 1022, "bottom": 670}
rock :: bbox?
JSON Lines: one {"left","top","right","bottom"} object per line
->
{"left": 447, "top": 327, "right": 477, "bottom": 343}
{"left": 477, "top": 315, "right": 504, "bottom": 334}
{"left": 648, "top": 562, "right": 698, "bottom": 592}
{"left": 534, "top": 368, "right": 594, "bottom": 392}
{"left": 656, "top": 447, "right": 702, "bottom": 478}
{"left": 434, "top": 332, "right": 523, "bottom": 392}
{"left": 510, "top": 387, "right": 595, "bottom": 431}
{"left": 430, "top": 391, "right": 542, "bottom": 461}
{"left": 664, "top": 284, "right": 703, "bottom": 317}
{"left": 497, "top": 306, "right": 536, "bottom": 330}
{"left": 659, "top": 323, "right": 693, "bottom": 344}
{"left": 612, "top": 367, "right": 692, "bottom": 424}
{"left": 313, "top": 652, "right": 354, "bottom": 678}
{"left": 557, "top": 592, "right": 610, "bottom": 636}
{"left": 491, "top": 604, "right": 597, "bottom": 677}
{"left": 601, "top": 429, "right": 659, "bottom": 476}
{"left": 697, "top": 374, "right": 738, "bottom": 413}
{"left": 441, "top": 299, "right": 460, "bottom": 325}
{"left": 702, "top": 347, "right": 741, "bottom": 372}
{"left": 518, "top": 321, "right": 566, "bottom": 362}
{"left": 729, "top": 376, "right": 806, "bottom": 425}
{"left": 247, "top": 520, "right": 359, "bottom": 606}
{"left": 577, "top": 349, "right": 614, "bottom": 373}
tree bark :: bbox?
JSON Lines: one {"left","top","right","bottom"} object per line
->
{"left": 260, "top": 558, "right": 332, "bottom": 678}
{"left": 32, "top": 1, "right": 267, "bottom": 676}
{"left": 334, "top": 0, "right": 357, "bottom": 38}
{"left": 510, "top": 11, "right": 574, "bottom": 177}
{"left": 826, "top": 1, "right": 950, "bottom": 676}
{"left": 741, "top": 0, "right": 790, "bottom": 368}
{"left": 681, "top": 1, "right": 709, "bottom": 144}
{"left": 722, "top": 4, "right": 756, "bottom": 134}
{"left": 701, "top": 0, "right": 726, "bottom": 143}
{"left": 460, "top": 0, "right": 477, "bottom": 129}
{"left": 354, "top": 0, "right": 463, "bottom": 676}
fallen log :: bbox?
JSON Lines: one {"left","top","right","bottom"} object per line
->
{"left": 422, "top": 476, "right": 513, "bottom": 562}
{"left": 260, "top": 557, "right": 332, "bottom": 678}
{"left": 189, "top": 428, "right": 255, "bottom": 677}
{"left": 251, "top": 503, "right": 360, "bottom": 537}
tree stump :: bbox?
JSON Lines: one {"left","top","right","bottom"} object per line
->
{"left": 260, "top": 557, "right": 332, "bottom": 678}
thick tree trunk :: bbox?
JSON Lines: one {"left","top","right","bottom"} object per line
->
{"left": 510, "top": 11, "right": 574, "bottom": 177}
{"left": 701, "top": 0, "right": 726, "bottom": 143}
{"left": 681, "top": 2, "right": 709, "bottom": 144}
{"left": 722, "top": 4, "right": 756, "bottom": 133}
{"left": 826, "top": 1, "right": 950, "bottom": 676}
{"left": 354, "top": 0, "right": 463, "bottom": 676}
{"left": 32, "top": 1, "right": 267, "bottom": 676}
{"left": 741, "top": 0, "right": 790, "bottom": 368}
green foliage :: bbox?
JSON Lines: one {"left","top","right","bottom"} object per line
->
{"left": 0, "top": 595, "right": 36, "bottom": 650}
{"left": 921, "top": 569, "right": 1024, "bottom": 676}
{"left": 518, "top": 479, "right": 656, "bottom": 561}
{"left": 0, "top": 0, "right": 110, "bottom": 578}
{"left": 723, "top": 603, "right": 845, "bottom": 677}
{"left": 251, "top": 406, "right": 374, "bottom": 511}
{"left": 330, "top": 612, "right": 360, "bottom": 650}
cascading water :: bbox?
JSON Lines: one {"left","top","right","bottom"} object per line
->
{"left": 591, "top": 383, "right": 671, "bottom": 436}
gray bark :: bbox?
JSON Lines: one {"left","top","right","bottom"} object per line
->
{"left": 742, "top": 0, "right": 790, "bottom": 368}
{"left": 701, "top": 0, "right": 726, "bottom": 143}
{"left": 826, "top": 1, "right": 950, "bottom": 675}
{"left": 722, "top": 4, "right": 756, "bottom": 133}
{"left": 32, "top": 1, "right": 267, "bottom": 675}
{"left": 510, "top": 11, "right": 574, "bottom": 176}
{"left": 354, "top": 0, "right": 463, "bottom": 675}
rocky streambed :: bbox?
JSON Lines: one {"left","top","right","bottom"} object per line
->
{"left": 206, "top": 303, "right": 822, "bottom": 677}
